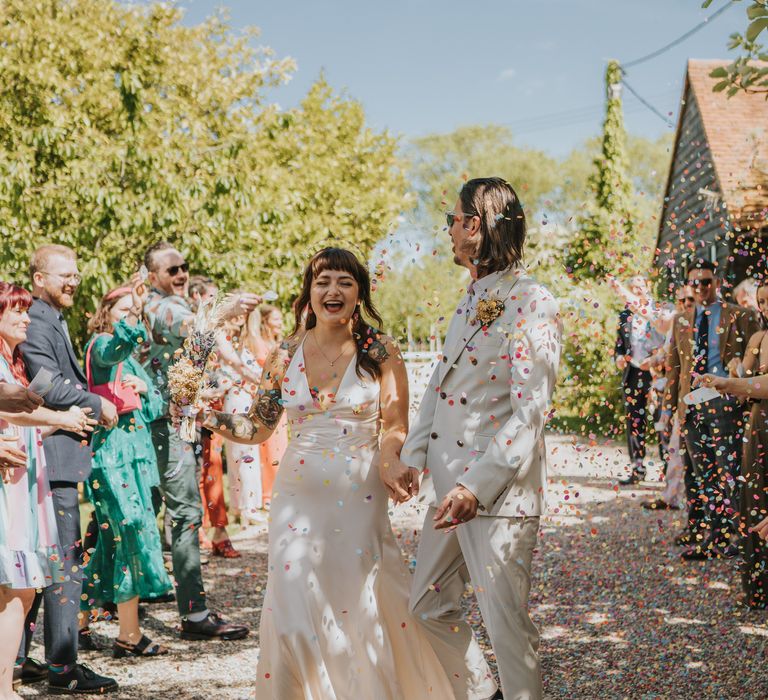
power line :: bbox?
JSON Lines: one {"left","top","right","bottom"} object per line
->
{"left": 620, "top": 78, "right": 676, "bottom": 127}
{"left": 622, "top": 0, "right": 737, "bottom": 69}
{"left": 498, "top": 90, "right": 678, "bottom": 135}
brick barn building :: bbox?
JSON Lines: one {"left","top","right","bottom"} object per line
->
{"left": 655, "top": 59, "right": 768, "bottom": 293}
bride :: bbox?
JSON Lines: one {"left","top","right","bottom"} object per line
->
{"left": 201, "top": 248, "right": 457, "bottom": 699}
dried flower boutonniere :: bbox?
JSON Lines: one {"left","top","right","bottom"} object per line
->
{"left": 473, "top": 296, "right": 505, "bottom": 328}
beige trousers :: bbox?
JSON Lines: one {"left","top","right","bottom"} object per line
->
{"left": 410, "top": 511, "right": 542, "bottom": 700}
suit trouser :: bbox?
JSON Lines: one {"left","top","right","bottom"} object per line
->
{"left": 19, "top": 482, "right": 82, "bottom": 667}
{"left": 623, "top": 366, "right": 652, "bottom": 466}
{"left": 151, "top": 419, "right": 207, "bottom": 618}
{"left": 410, "top": 510, "right": 541, "bottom": 700}
{"left": 682, "top": 397, "right": 742, "bottom": 545}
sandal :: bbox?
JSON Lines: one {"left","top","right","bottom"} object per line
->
{"left": 113, "top": 635, "right": 168, "bottom": 659}
{"left": 211, "top": 538, "right": 241, "bottom": 558}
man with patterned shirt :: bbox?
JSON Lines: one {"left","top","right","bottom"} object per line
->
{"left": 141, "top": 241, "right": 258, "bottom": 640}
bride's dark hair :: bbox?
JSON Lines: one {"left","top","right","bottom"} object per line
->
{"left": 292, "top": 247, "right": 385, "bottom": 380}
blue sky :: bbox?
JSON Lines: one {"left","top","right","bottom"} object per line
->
{"left": 158, "top": 0, "right": 747, "bottom": 156}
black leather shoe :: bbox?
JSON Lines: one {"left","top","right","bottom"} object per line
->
{"left": 13, "top": 657, "right": 47, "bottom": 685}
{"left": 618, "top": 471, "right": 645, "bottom": 486}
{"left": 180, "top": 611, "right": 249, "bottom": 641}
{"left": 78, "top": 628, "right": 101, "bottom": 652}
{"left": 490, "top": 690, "right": 504, "bottom": 700}
{"left": 48, "top": 663, "right": 118, "bottom": 695}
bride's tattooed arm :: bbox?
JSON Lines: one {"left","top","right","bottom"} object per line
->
{"left": 202, "top": 336, "right": 300, "bottom": 444}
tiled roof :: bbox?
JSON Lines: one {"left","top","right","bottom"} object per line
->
{"left": 686, "top": 59, "right": 768, "bottom": 230}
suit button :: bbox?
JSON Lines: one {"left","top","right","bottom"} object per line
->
{"left": 440, "top": 392, "right": 447, "bottom": 399}
{"left": 457, "top": 440, "right": 464, "bottom": 447}
{"left": 460, "top": 397, "right": 467, "bottom": 405}
{"left": 430, "top": 432, "right": 438, "bottom": 439}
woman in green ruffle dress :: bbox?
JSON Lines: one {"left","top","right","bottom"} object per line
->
{"left": 80, "top": 278, "right": 172, "bottom": 658}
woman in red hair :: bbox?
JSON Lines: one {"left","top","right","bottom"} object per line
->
{"left": 0, "top": 281, "right": 96, "bottom": 698}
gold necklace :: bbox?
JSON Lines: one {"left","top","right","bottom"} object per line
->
{"left": 312, "top": 330, "right": 352, "bottom": 367}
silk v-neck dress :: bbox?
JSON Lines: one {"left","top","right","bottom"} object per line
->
{"left": 254, "top": 341, "right": 454, "bottom": 699}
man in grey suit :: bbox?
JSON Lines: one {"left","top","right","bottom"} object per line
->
{"left": 397, "top": 178, "right": 561, "bottom": 700}
{"left": 18, "top": 244, "right": 118, "bottom": 694}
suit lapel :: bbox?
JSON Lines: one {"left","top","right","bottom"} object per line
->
{"left": 36, "top": 300, "right": 85, "bottom": 381}
{"left": 438, "top": 268, "right": 523, "bottom": 384}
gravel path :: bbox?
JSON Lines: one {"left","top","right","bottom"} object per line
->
{"left": 20, "top": 433, "right": 768, "bottom": 699}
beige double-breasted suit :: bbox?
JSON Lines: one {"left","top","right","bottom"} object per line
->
{"left": 403, "top": 266, "right": 561, "bottom": 700}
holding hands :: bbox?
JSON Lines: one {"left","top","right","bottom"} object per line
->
{"left": 379, "top": 458, "right": 420, "bottom": 504}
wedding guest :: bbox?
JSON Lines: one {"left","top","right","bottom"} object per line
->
{"left": 662, "top": 259, "right": 760, "bottom": 560}
{"left": 141, "top": 241, "right": 251, "bottom": 639}
{"left": 642, "top": 286, "right": 696, "bottom": 511}
{"left": 189, "top": 276, "right": 244, "bottom": 556}
{"left": 0, "top": 281, "right": 97, "bottom": 697}
{"left": 79, "top": 278, "right": 173, "bottom": 657}
{"left": 17, "top": 245, "right": 118, "bottom": 694}
{"left": 188, "top": 276, "right": 217, "bottom": 310}
{"left": 613, "top": 276, "right": 666, "bottom": 485}
{"left": 694, "top": 359, "right": 768, "bottom": 609}
{"left": 733, "top": 277, "right": 758, "bottom": 312}
{"left": 253, "top": 305, "right": 287, "bottom": 509}
{"left": 221, "top": 310, "right": 266, "bottom": 527}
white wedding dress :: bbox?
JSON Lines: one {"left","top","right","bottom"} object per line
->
{"left": 255, "top": 340, "right": 455, "bottom": 699}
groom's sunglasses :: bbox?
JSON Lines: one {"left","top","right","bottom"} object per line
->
{"left": 166, "top": 263, "right": 189, "bottom": 276}
{"left": 445, "top": 211, "right": 477, "bottom": 228}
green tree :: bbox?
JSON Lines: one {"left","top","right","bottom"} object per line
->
{"left": 0, "top": 0, "right": 409, "bottom": 348}
{"left": 564, "top": 60, "right": 638, "bottom": 281}
{"left": 374, "top": 251, "right": 468, "bottom": 345}
{"left": 705, "top": 0, "right": 768, "bottom": 96}
{"left": 408, "top": 125, "right": 560, "bottom": 227}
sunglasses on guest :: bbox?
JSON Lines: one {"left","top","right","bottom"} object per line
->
{"left": 688, "top": 278, "right": 713, "bottom": 288}
{"left": 677, "top": 296, "right": 695, "bottom": 304}
{"left": 166, "top": 263, "right": 189, "bottom": 276}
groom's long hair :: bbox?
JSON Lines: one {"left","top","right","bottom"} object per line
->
{"left": 459, "top": 177, "right": 526, "bottom": 277}
{"left": 292, "top": 247, "right": 385, "bottom": 380}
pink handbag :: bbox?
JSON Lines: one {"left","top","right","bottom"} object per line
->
{"left": 85, "top": 336, "right": 141, "bottom": 416}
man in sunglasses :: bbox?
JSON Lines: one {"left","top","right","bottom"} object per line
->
{"left": 140, "top": 241, "right": 259, "bottom": 641}
{"left": 662, "top": 259, "right": 760, "bottom": 560}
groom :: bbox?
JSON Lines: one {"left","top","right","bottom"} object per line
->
{"left": 400, "top": 178, "right": 561, "bottom": 700}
